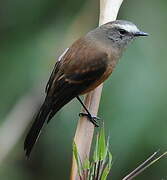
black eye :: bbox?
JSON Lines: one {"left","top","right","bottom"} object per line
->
{"left": 118, "top": 29, "right": 127, "bottom": 35}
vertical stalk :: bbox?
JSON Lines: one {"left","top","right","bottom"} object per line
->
{"left": 70, "top": 0, "right": 124, "bottom": 179}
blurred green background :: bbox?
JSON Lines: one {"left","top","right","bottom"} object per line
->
{"left": 0, "top": 0, "right": 167, "bottom": 179}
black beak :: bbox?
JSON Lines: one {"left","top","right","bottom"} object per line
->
{"left": 134, "top": 31, "right": 149, "bottom": 37}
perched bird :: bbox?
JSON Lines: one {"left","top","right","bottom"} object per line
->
{"left": 24, "top": 20, "right": 148, "bottom": 157}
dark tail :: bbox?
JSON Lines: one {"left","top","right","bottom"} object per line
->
{"left": 24, "top": 102, "right": 51, "bottom": 158}
{"left": 24, "top": 94, "right": 75, "bottom": 158}
{"left": 24, "top": 78, "right": 84, "bottom": 158}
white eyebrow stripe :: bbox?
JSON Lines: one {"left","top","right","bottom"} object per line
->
{"left": 115, "top": 24, "right": 139, "bottom": 33}
{"left": 58, "top": 48, "right": 69, "bottom": 61}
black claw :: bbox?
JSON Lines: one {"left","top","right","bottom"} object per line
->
{"left": 79, "top": 113, "right": 100, "bottom": 127}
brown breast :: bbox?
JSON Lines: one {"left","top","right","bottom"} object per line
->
{"left": 80, "top": 47, "right": 120, "bottom": 95}
{"left": 80, "top": 62, "right": 113, "bottom": 94}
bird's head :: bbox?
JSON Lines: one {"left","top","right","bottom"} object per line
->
{"left": 95, "top": 20, "right": 148, "bottom": 49}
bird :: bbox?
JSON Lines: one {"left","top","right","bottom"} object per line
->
{"left": 24, "top": 20, "right": 148, "bottom": 158}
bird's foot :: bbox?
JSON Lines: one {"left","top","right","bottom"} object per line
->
{"left": 79, "top": 112, "right": 100, "bottom": 127}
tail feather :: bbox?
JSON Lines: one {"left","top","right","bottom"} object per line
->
{"left": 24, "top": 103, "right": 50, "bottom": 158}
{"left": 24, "top": 94, "right": 73, "bottom": 158}
{"left": 24, "top": 78, "right": 85, "bottom": 158}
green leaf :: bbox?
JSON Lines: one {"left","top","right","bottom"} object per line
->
{"left": 73, "top": 142, "right": 83, "bottom": 176}
{"left": 93, "top": 133, "right": 99, "bottom": 162}
{"left": 101, "top": 164, "right": 111, "bottom": 180}
{"left": 100, "top": 151, "right": 112, "bottom": 180}
{"left": 108, "top": 151, "right": 113, "bottom": 169}
{"left": 83, "top": 158, "right": 90, "bottom": 170}
{"left": 98, "top": 126, "right": 106, "bottom": 161}
{"left": 102, "top": 136, "right": 110, "bottom": 166}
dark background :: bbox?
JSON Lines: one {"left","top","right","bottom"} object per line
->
{"left": 0, "top": 0, "right": 167, "bottom": 179}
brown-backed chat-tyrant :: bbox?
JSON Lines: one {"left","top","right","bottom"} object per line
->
{"left": 24, "top": 20, "right": 148, "bottom": 157}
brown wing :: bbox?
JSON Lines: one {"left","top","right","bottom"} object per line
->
{"left": 46, "top": 38, "right": 108, "bottom": 94}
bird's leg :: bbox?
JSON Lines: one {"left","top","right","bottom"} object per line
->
{"left": 76, "top": 96, "right": 100, "bottom": 127}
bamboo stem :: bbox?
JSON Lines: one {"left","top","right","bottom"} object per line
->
{"left": 70, "top": 0, "right": 124, "bottom": 179}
